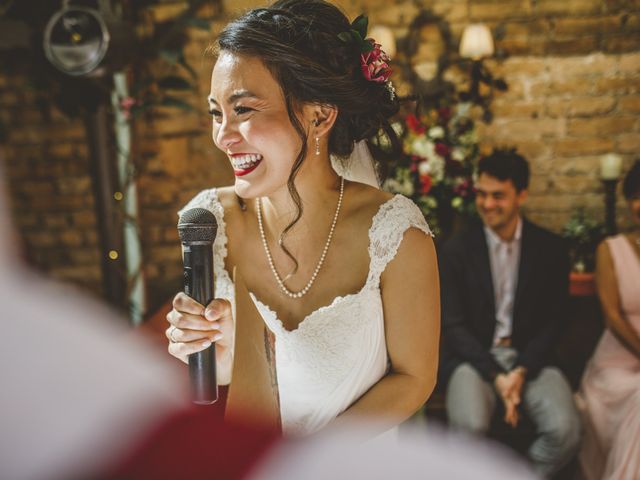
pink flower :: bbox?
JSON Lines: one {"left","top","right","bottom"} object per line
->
{"left": 360, "top": 40, "right": 392, "bottom": 83}
{"left": 119, "top": 96, "right": 138, "bottom": 120}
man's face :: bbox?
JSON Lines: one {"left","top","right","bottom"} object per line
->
{"left": 475, "top": 173, "right": 528, "bottom": 232}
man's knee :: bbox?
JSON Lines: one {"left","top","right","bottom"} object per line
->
{"left": 446, "top": 364, "right": 494, "bottom": 434}
{"left": 528, "top": 368, "right": 582, "bottom": 456}
{"left": 545, "top": 409, "right": 582, "bottom": 455}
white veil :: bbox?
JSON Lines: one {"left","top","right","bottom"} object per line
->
{"left": 331, "top": 140, "right": 380, "bottom": 189}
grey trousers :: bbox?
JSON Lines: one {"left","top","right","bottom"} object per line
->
{"left": 445, "top": 347, "right": 582, "bottom": 478}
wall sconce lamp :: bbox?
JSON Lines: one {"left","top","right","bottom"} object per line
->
{"left": 600, "top": 153, "right": 623, "bottom": 235}
{"left": 459, "top": 23, "right": 507, "bottom": 123}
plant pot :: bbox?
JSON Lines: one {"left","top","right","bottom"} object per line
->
{"left": 569, "top": 271, "right": 596, "bottom": 297}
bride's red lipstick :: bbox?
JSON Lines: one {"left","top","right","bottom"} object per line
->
{"left": 230, "top": 153, "right": 262, "bottom": 177}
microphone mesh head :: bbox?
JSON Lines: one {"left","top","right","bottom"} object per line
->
{"left": 178, "top": 208, "right": 217, "bottom": 243}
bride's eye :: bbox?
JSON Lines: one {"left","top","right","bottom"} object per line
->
{"left": 208, "top": 108, "right": 222, "bottom": 123}
{"left": 234, "top": 106, "right": 254, "bottom": 115}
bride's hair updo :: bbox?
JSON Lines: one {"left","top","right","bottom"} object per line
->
{"left": 217, "top": 0, "right": 399, "bottom": 159}
{"left": 216, "top": 0, "right": 400, "bottom": 275}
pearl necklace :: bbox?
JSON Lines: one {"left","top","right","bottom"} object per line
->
{"left": 256, "top": 177, "right": 345, "bottom": 299}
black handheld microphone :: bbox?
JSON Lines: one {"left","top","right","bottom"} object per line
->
{"left": 178, "top": 208, "right": 218, "bottom": 405}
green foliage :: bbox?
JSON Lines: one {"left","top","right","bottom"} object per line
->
{"left": 562, "top": 208, "right": 606, "bottom": 272}
{"left": 338, "top": 14, "right": 374, "bottom": 53}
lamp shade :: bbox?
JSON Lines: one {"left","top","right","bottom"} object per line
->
{"left": 459, "top": 23, "right": 494, "bottom": 60}
{"left": 43, "top": 6, "right": 110, "bottom": 76}
{"left": 600, "top": 153, "right": 623, "bottom": 180}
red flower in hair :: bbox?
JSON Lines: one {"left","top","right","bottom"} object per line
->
{"left": 360, "top": 39, "right": 392, "bottom": 83}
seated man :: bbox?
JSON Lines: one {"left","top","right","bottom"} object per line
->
{"left": 438, "top": 148, "right": 581, "bottom": 477}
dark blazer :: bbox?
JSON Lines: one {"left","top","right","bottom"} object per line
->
{"left": 438, "top": 218, "right": 570, "bottom": 385}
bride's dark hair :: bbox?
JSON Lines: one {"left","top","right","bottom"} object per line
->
{"left": 216, "top": 0, "right": 400, "bottom": 275}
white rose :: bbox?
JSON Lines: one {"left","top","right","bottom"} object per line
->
{"left": 411, "top": 137, "right": 435, "bottom": 159}
{"left": 428, "top": 155, "right": 446, "bottom": 183}
{"left": 451, "top": 147, "right": 465, "bottom": 162}
{"left": 428, "top": 126, "right": 445, "bottom": 139}
{"left": 418, "top": 160, "right": 431, "bottom": 176}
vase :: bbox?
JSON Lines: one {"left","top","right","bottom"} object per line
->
{"left": 569, "top": 271, "right": 596, "bottom": 297}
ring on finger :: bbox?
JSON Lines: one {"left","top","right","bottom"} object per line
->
{"left": 169, "top": 325, "right": 178, "bottom": 343}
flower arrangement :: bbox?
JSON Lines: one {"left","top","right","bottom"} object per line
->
{"left": 562, "top": 208, "right": 605, "bottom": 273}
{"left": 382, "top": 102, "right": 480, "bottom": 236}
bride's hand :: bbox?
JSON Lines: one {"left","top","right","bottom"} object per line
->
{"left": 166, "top": 292, "right": 234, "bottom": 384}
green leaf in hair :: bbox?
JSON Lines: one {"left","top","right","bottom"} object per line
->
{"left": 351, "top": 14, "right": 368, "bottom": 39}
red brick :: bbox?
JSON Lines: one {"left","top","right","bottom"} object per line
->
{"left": 619, "top": 96, "right": 640, "bottom": 113}
{"left": 554, "top": 138, "right": 615, "bottom": 157}
{"left": 595, "top": 76, "right": 640, "bottom": 95}
{"left": 485, "top": 118, "right": 565, "bottom": 140}
{"left": 493, "top": 57, "right": 547, "bottom": 78}
{"left": 545, "top": 37, "right": 600, "bottom": 56}
{"left": 619, "top": 52, "right": 640, "bottom": 73}
{"left": 492, "top": 100, "right": 542, "bottom": 118}
{"left": 469, "top": 0, "right": 532, "bottom": 20}
{"left": 551, "top": 174, "right": 600, "bottom": 194}
{"left": 617, "top": 133, "right": 640, "bottom": 153}
{"left": 604, "top": 34, "right": 640, "bottom": 53}
{"left": 553, "top": 15, "right": 620, "bottom": 36}
{"left": 568, "top": 116, "right": 637, "bottom": 136}
{"left": 548, "top": 53, "right": 618, "bottom": 79}
{"left": 72, "top": 211, "right": 96, "bottom": 227}
{"left": 549, "top": 96, "right": 616, "bottom": 118}
{"left": 369, "top": 3, "right": 421, "bottom": 27}
{"left": 60, "top": 230, "right": 84, "bottom": 247}
{"left": 531, "top": 78, "right": 594, "bottom": 98}
{"left": 605, "top": 0, "right": 640, "bottom": 13}
{"left": 535, "top": 0, "right": 603, "bottom": 15}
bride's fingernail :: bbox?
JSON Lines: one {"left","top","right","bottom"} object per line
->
{"left": 202, "top": 340, "right": 212, "bottom": 348}
{"left": 213, "top": 333, "right": 223, "bottom": 341}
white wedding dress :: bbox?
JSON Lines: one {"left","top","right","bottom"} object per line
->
{"left": 179, "top": 188, "right": 432, "bottom": 436}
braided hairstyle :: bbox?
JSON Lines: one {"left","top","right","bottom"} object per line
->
{"left": 216, "top": 0, "right": 400, "bottom": 276}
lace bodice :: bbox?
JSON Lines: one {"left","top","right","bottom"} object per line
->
{"left": 179, "top": 190, "right": 432, "bottom": 435}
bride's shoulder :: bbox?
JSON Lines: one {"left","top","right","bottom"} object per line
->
{"left": 179, "top": 185, "right": 246, "bottom": 227}
{"left": 346, "top": 182, "right": 393, "bottom": 214}
{"left": 346, "top": 181, "right": 423, "bottom": 220}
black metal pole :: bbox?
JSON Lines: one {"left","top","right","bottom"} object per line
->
{"left": 85, "top": 100, "right": 127, "bottom": 310}
{"left": 602, "top": 179, "right": 618, "bottom": 236}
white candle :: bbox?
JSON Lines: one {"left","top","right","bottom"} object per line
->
{"left": 600, "top": 153, "right": 622, "bottom": 180}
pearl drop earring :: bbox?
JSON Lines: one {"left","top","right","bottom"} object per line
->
{"left": 315, "top": 137, "right": 320, "bottom": 155}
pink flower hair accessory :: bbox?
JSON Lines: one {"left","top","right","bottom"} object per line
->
{"left": 360, "top": 39, "right": 392, "bottom": 83}
{"left": 338, "top": 14, "right": 395, "bottom": 98}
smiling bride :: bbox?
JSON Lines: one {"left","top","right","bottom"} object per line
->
{"left": 165, "top": 0, "right": 440, "bottom": 437}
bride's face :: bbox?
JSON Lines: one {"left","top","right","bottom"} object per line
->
{"left": 208, "top": 52, "right": 310, "bottom": 199}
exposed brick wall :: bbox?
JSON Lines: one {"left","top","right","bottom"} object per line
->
{"left": 1, "top": 0, "right": 639, "bottom": 315}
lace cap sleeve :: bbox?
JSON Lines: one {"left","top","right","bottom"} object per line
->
{"left": 367, "top": 195, "right": 433, "bottom": 287}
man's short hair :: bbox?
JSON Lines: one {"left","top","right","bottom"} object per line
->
{"left": 477, "top": 148, "right": 530, "bottom": 192}
{"left": 622, "top": 159, "right": 640, "bottom": 200}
